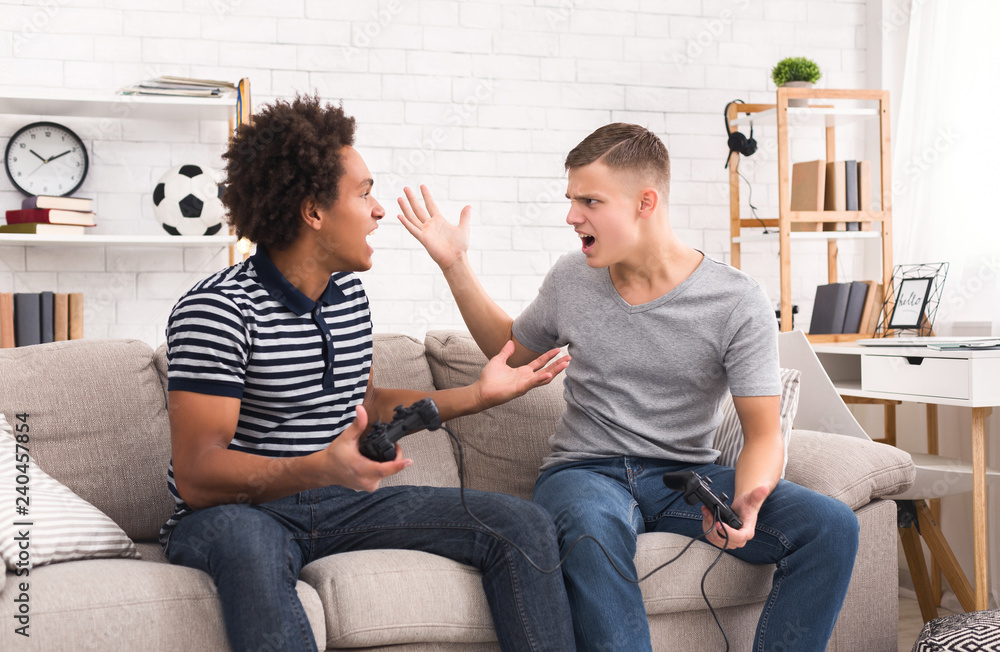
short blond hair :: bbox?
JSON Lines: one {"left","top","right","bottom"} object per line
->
{"left": 564, "top": 123, "right": 670, "bottom": 196}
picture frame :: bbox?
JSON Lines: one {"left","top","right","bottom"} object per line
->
{"left": 887, "top": 277, "right": 933, "bottom": 329}
{"left": 874, "top": 262, "right": 949, "bottom": 337}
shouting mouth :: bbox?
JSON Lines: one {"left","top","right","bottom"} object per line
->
{"left": 579, "top": 233, "right": 595, "bottom": 253}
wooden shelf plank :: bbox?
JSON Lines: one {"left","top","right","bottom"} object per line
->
{"left": 733, "top": 231, "right": 881, "bottom": 244}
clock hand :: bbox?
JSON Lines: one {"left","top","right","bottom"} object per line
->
{"left": 47, "top": 150, "right": 72, "bottom": 163}
{"left": 30, "top": 149, "right": 47, "bottom": 163}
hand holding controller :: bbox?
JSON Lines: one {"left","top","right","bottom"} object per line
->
{"left": 662, "top": 470, "right": 744, "bottom": 530}
{"left": 359, "top": 398, "right": 442, "bottom": 462}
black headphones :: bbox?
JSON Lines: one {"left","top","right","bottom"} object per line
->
{"left": 724, "top": 99, "right": 756, "bottom": 168}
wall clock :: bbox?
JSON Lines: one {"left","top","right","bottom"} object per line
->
{"left": 4, "top": 121, "right": 89, "bottom": 197}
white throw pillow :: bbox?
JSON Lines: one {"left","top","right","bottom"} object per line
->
{"left": 713, "top": 368, "right": 801, "bottom": 477}
{"left": 0, "top": 413, "right": 139, "bottom": 571}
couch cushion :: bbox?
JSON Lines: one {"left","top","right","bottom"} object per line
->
{"left": 0, "top": 558, "right": 325, "bottom": 650}
{"left": 299, "top": 533, "right": 774, "bottom": 648}
{"left": 424, "top": 331, "right": 566, "bottom": 500}
{"left": 371, "top": 333, "right": 460, "bottom": 489}
{"left": 0, "top": 339, "right": 174, "bottom": 541}
{"left": 784, "top": 429, "right": 915, "bottom": 510}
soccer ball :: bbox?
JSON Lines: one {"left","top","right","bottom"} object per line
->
{"left": 153, "top": 164, "right": 225, "bottom": 236}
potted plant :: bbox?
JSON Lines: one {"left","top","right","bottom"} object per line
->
{"left": 771, "top": 57, "right": 822, "bottom": 107}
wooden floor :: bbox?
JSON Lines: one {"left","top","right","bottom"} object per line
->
{"left": 898, "top": 597, "right": 958, "bottom": 652}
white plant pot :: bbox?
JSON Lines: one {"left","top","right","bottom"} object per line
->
{"left": 781, "top": 81, "right": 813, "bottom": 107}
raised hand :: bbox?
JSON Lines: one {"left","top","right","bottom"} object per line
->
{"left": 475, "top": 340, "right": 570, "bottom": 409}
{"left": 397, "top": 184, "right": 471, "bottom": 271}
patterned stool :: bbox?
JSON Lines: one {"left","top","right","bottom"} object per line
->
{"left": 912, "top": 610, "right": 1000, "bottom": 651}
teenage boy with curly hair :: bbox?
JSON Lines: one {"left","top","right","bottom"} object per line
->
{"left": 399, "top": 123, "right": 861, "bottom": 652}
{"left": 160, "top": 94, "right": 576, "bottom": 652}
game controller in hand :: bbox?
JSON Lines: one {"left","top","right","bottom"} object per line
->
{"left": 358, "top": 398, "right": 442, "bottom": 462}
{"left": 662, "top": 470, "right": 744, "bottom": 530}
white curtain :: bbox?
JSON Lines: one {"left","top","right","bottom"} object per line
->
{"left": 894, "top": 0, "right": 1000, "bottom": 333}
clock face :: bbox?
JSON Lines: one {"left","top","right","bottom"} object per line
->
{"left": 4, "top": 121, "right": 89, "bottom": 197}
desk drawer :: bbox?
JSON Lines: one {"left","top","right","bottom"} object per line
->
{"left": 862, "top": 355, "right": 970, "bottom": 400}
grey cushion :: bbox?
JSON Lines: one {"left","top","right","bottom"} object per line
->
{"left": 371, "top": 334, "right": 460, "bottom": 489}
{"left": 0, "top": 558, "right": 326, "bottom": 651}
{"left": 0, "top": 339, "right": 174, "bottom": 541}
{"left": 784, "top": 429, "right": 915, "bottom": 510}
{"left": 424, "top": 330, "right": 565, "bottom": 501}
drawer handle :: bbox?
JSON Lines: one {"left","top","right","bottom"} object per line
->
{"left": 905, "top": 357, "right": 925, "bottom": 365}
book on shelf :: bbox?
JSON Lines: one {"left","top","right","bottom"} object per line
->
{"left": 119, "top": 76, "right": 237, "bottom": 98}
{"left": 863, "top": 283, "right": 884, "bottom": 334}
{"left": 6, "top": 208, "right": 96, "bottom": 226}
{"left": 823, "top": 161, "right": 847, "bottom": 232}
{"left": 22, "top": 195, "right": 93, "bottom": 212}
{"left": 841, "top": 281, "right": 869, "bottom": 333}
{"left": 809, "top": 283, "right": 852, "bottom": 335}
{"left": 857, "top": 160, "right": 872, "bottom": 214}
{"left": 68, "top": 293, "right": 84, "bottom": 340}
{"left": 0, "top": 293, "right": 14, "bottom": 349}
{"left": 844, "top": 160, "right": 859, "bottom": 230}
{"left": 790, "top": 159, "right": 825, "bottom": 232}
{"left": 0, "top": 223, "right": 87, "bottom": 235}
{"left": 4, "top": 291, "right": 83, "bottom": 347}
{"left": 54, "top": 292, "right": 69, "bottom": 342}
{"left": 40, "top": 291, "right": 54, "bottom": 344}
{"left": 13, "top": 293, "right": 41, "bottom": 347}
{"left": 856, "top": 280, "right": 880, "bottom": 335}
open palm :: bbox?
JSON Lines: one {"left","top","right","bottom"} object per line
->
{"left": 397, "top": 185, "right": 471, "bottom": 270}
{"left": 477, "top": 341, "right": 570, "bottom": 409}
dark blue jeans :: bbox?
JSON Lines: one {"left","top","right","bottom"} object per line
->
{"left": 166, "top": 484, "right": 575, "bottom": 652}
{"left": 532, "top": 457, "right": 860, "bottom": 652}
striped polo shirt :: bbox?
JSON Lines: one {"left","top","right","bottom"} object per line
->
{"left": 159, "top": 244, "right": 373, "bottom": 545}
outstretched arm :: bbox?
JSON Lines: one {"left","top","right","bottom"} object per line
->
{"left": 397, "top": 184, "right": 542, "bottom": 367}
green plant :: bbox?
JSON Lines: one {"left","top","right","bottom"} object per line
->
{"left": 771, "top": 57, "right": 822, "bottom": 86}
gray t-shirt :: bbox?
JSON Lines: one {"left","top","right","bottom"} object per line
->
{"left": 512, "top": 251, "right": 780, "bottom": 470}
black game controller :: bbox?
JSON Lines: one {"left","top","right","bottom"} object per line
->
{"left": 358, "top": 398, "right": 442, "bottom": 462}
{"left": 662, "top": 470, "right": 744, "bottom": 530}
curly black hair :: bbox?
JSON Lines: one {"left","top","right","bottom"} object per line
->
{"left": 221, "top": 93, "right": 356, "bottom": 250}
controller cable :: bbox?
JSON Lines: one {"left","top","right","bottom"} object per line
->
{"left": 437, "top": 424, "right": 732, "bottom": 652}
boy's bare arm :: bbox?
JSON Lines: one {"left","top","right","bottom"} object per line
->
{"left": 398, "top": 184, "right": 542, "bottom": 367}
{"left": 169, "top": 391, "right": 408, "bottom": 510}
{"left": 702, "top": 394, "right": 783, "bottom": 550}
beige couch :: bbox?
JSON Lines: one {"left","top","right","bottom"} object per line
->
{"left": 0, "top": 331, "right": 915, "bottom": 651}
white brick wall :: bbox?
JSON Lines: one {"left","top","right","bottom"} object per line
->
{"left": 0, "top": 0, "right": 872, "bottom": 345}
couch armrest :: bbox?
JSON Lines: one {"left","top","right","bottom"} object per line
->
{"left": 784, "top": 430, "right": 915, "bottom": 510}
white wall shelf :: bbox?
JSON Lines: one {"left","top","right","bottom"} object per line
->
{"left": 0, "top": 234, "right": 236, "bottom": 246}
{"left": 0, "top": 89, "right": 236, "bottom": 122}
{"left": 729, "top": 105, "right": 878, "bottom": 129}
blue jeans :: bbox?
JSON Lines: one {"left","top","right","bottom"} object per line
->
{"left": 532, "top": 457, "right": 860, "bottom": 652}
{"left": 166, "top": 484, "right": 575, "bottom": 652}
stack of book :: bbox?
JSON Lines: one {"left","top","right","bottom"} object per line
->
{"left": 808, "top": 281, "right": 884, "bottom": 336}
{"left": 790, "top": 159, "right": 872, "bottom": 231}
{"left": 0, "top": 291, "right": 84, "bottom": 348}
{"left": 2, "top": 195, "right": 96, "bottom": 235}
{"left": 118, "top": 76, "right": 237, "bottom": 98}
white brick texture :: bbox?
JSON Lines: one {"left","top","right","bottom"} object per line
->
{"left": 1, "top": 0, "right": 870, "bottom": 345}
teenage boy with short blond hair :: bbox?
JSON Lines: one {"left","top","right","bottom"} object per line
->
{"left": 399, "top": 123, "right": 860, "bottom": 651}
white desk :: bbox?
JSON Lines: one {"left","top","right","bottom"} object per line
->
{"left": 812, "top": 342, "right": 1000, "bottom": 610}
